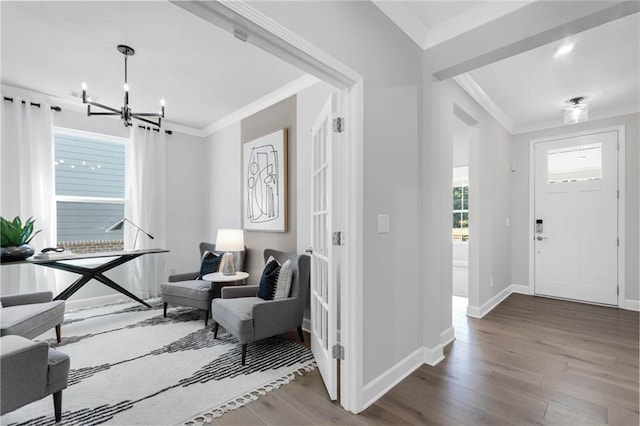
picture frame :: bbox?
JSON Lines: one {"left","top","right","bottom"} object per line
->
{"left": 243, "top": 128, "right": 288, "bottom": 232}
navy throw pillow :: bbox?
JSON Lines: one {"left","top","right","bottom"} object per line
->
{"left": 257, "top": 258, "right": 281, "bottom": 300}
{"left": 198, "top": 251, "right": 222, "bottom": 280}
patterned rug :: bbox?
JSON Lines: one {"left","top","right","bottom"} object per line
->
{"left": 1, "top": 299, "right": 315, "bottom": 425}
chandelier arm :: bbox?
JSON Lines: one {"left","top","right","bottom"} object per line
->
{"left": 131, "top": 115, "right": 162, "bottom": 127}
{"left": 89, "top": 112, "right": 121, "bottom": 116}
{"left": 133, "top": 113, "right": 164, "bottom": 117}
{"left": 87, "top": 101, "right": 121, "bottom": 114}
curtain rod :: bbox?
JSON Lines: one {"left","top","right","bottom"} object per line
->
{"left": 3, "top": 96, "right": 62, "bottom": 112}
{"left": 138, "top": 125, "right": 173, "bottom": 135}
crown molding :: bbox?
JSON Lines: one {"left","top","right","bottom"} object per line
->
{"left": 203, "top": 74, "right": 319, "bottom": 136}
{"left": 453, "top": 73, "right": 516, "bottom": 134}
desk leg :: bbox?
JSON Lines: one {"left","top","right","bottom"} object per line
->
{"left": 41, "top": 254, "right": 151, "bottom": 308}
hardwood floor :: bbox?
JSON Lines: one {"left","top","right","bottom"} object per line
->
{"left": 212, "top": 294, "right": 639, "bottom": 425}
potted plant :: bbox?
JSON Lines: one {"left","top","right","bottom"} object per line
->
{"left": 1, "top": 216, "right": 41, "bottom": 261}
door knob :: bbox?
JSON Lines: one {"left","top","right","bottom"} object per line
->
{"left": 306, "top": 247, "right": 314, "bottom": 254}
{"left": 536, "top": 236, "right": 548, "bottom": 241}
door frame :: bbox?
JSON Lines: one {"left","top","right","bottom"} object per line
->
{"left": 170, "top": 0, "right": 365, "bottom": 412}
{"left": 527, "top": 125, "right": 626, "bottom": 307}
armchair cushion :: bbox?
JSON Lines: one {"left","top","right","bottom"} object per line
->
{"left": 0, "top": 291, "right": 53, "bottom": 307}
{"left": 213, "top": 297, "right": 262, "bottom": 343}
{"left": 0, "top": 299, "right": 65, "bottom": 340}
{"left": 160, "top": 280, "right": 212, "bottom": 311}
{"left": 197, "top": 250, "right": 223, "bottom": 279}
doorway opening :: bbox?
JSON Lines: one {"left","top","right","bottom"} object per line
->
{"left": 452, "top": 115, "right": 470, "bottom": 314}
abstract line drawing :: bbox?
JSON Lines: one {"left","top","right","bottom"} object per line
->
{"left": 243, "top": 129, "right": 287, "bottom": 232}
{"left": 247, "top": 144, "right": 279, "bottom": 222}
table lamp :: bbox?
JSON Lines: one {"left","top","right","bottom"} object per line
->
{"left": 216, "top": 229, "right": 244, "bottom": 275}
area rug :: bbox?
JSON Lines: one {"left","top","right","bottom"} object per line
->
{"left": 1, "top": 300, "right": 315, "bottom": 426}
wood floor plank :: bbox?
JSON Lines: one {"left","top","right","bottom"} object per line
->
{"left": 213, "top": 294, "right": 638, "bottom": 425}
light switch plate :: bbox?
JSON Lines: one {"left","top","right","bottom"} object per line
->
{"left": 378, "top": 214, "right": 390, "bottom": 233}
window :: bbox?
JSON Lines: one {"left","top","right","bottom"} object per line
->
{"left": 452, "top": 167, "right": 469, "bottom": 243}
{"left": 452, "top": 185, "right": 469, "bottom": 242}
{"left": 548, "top": 143, "right": 602, "bottom": 183}
{"left": 54, "top": 129, "right": 126, "bottom": 252}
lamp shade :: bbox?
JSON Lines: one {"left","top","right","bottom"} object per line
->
{"left": 215, "top": 229, "right": 245, "bottom": 252}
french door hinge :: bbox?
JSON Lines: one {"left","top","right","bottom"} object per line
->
{"left": 332, "top": 231, "right": 344, "bottom": 246}
{"left": 617, "top": 285, "right": 619, "bottom": 295}
{"left": 617, "top": 237, "right": 620, "bottom": 247}
{"left": 332, "top": 343, "right": 345, "bottom": 360}
{"left": 333, "top": 117, "right": 345, "bottom": 133}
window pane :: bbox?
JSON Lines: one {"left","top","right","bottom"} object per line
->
{"left": 57, "top": 202, "right": 124, "bottom": 241}
{"left": 463, "top": 186, "right": 469, "bottom": 209}
{"left": 461, "top": 212, "right": 468, "bottom": 229}
{"left": 453, "top": 187, "right": 463, "bottom": 210}
{"left": 452, "top": 212, "right": 461, "bottom": 228}
{"left": 55, "top": 134, "right": 125, "bottom": 198}
{"left": 548, "top": 143, "right": 602, "bottom": 183}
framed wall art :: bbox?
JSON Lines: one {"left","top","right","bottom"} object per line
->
{"left": 243, "top": 128, "right": 287, "bottom": 232}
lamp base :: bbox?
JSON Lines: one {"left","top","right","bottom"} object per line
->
{"left": 221, "top": 252, "right": 236, "bottom": 276}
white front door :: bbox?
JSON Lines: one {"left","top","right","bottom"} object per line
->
{"left": 534, "top": 130, "right": 618, "bottom": 305}
{"left": 310, "top": 94, "right": 338, "bottom": 400}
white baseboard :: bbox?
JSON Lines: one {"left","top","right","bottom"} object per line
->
{"left": 361, "top": 347, "right": 424, "bottom": 411}
{"left": 467, "top": 285, "right": 512, "bottom": 319}
{"left": 440, "top": 326, "right": 455, "bottom": 347}
{"left": 623, "top": 299, "right": 640, "bottom": 311}
{"left": 511, "top": 283, "right": 533, "bottom": 295}
{"left": 302, "top": 317, "right": 311, "bottom": 333}
{"left": 65, "top": 294, "right": 127, "bottom": 311}
{"left": 423, "top": 344, "right": 445, "bottom": 366}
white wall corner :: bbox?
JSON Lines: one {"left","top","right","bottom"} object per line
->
{"left": 361, "top": 348, "right": 424, "bottom": 411}
{"left": 440, "top": 326, "right": 455, "bottom": 347}
{"left": 423, "top": 344, "right": 445, "bottom": 366}
{"left": 466, "top": 285, "right": 513, "bottom": 319}
{"left": 623, "top": 299, "right": 640, "bottom": 312}
{"left": 511, "top": 283, "right": 534, "bottom": 295}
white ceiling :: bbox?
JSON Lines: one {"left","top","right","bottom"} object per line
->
{"left": 375, "top": 1, "right": 640, "bottom": 134}
{"left": 2, "top": 2, "right": 638, "bottom": 136}
{"left": 0, "top": 1, "right": 306, "bottom": 131}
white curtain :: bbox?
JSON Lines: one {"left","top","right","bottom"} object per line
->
{"left": 1, "top": 98, "right": 57, "bottom": 294}
{"left": 125, "top": 127, "right": 168, "bottom": 298}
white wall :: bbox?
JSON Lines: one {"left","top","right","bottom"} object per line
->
{"left": 205, "top": 122, "right": 242, "bottom": 242}
{"left": 248, "top": 1, "right": 423, "bottom": 388}
{"left": 510, "top": 113, "right": 640, "bottom": 304}
{"left": 425, "top": 77, "right": 512, "bottom": 337}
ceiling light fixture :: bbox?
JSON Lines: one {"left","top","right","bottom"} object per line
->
{"left": 554, "top": 42, "right": 575, "bottom": 58}
{"left": 564, "top": 96, "right": 589, "bottom": 124}
{"left": 81, "top": 45, "right": 165, "bottom": 128}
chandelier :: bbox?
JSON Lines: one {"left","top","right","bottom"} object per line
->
{"left": 81, "top": 45, "right": 165, "bottom": 128}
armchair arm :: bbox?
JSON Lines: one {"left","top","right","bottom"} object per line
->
{"left": 252, "top": 298, "right": 302, "bottom": 341}
{"left": 0, "top": 291, "right": 53, "bottom": 307}
{"left": 222, "top": 285, "right": 259, "bottom": 299}
{"left": 168, "top": 271, "right": 199, "bottom": 282}
{"left": 1, "top": 336, "right": 49, "bottom": 414}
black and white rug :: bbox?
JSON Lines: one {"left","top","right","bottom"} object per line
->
{"left": 1, "top": 300, "right": 315, "bottom": 425}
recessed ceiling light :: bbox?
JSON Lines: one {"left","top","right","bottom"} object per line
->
{"left": 554, "top": 43, "right": 575, "bottom": 58}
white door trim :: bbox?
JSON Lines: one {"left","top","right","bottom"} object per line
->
{"left": 170, "top": 0, "right": 365, "bottom": 413}
{"left": 528, "top": 125, "right": 626, "bottom": 308}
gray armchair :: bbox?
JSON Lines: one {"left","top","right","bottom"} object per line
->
{"left": 0, "top": 291, "right": 65, "bottom": 342}
{"left": 1, "top": 335, "right": 70, "bottom": 422}
{"left": 211, "top": 249, "right": 310, "bottom": 365}
{"left": 160, "top": 242, "right": 246, "bottom": 325}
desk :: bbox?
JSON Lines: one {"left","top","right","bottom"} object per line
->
{"left": 5, "top": 249, "right": 169, "bottom": 307}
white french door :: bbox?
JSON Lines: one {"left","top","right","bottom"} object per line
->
{"left": 310, "top": 94, "right": 339, "bottom": 400}
{"left": 534, "top": 130, "right": 618, "bottom": 305}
